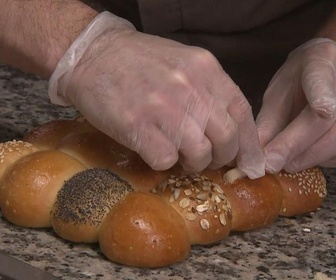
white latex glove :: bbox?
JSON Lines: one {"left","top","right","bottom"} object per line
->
{"left": 257, "top": 38, "right": 336, "bottom": 173}
{"left": 49, "top": 12, "right": 265, "bottom": 178}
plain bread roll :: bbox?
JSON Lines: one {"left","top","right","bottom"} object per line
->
{"left": 99, "top": 192, "right": 190, "bottom": 268}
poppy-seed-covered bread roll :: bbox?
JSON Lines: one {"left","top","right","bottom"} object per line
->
{"left": 50, "top": 168, "right": 134, "bottom": 243}
{"left": 0, "top": 119, "right": 328, "bottom": 268}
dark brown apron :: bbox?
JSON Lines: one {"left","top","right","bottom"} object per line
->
{"left": 95, "top": 0, "right": 336, "bottom": 114}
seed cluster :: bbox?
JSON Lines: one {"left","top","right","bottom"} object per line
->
{"left": 279, "top": 168, "right": 327, "bottom": 198}
{"left": 154, "top": 173, "right": 232, "bottom": 230}
{"left": 0, "top": 140, "right": 35, "bottom": 164}
{"left": 52, "top": 168, "right": 133, "bottom": 227}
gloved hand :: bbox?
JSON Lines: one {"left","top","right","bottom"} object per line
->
{"left": 257, "top": 38, "right": 336, "bottom": 173}
{"left": 49, "top": 12, "right": 265, "bottom": 178}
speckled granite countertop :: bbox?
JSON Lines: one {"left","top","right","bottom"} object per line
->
{"left": 0, "top": 64, "right": 335, "bottom": 280}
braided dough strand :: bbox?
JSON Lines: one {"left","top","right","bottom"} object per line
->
{"left": 0, "top": 119, "right": 327, "bottom": 268}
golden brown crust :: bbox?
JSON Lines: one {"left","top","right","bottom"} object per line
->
{"left": 220, "top": 172, "right": 283, "bottom": 231}
{"left": 99, "top": 192, "right": 190, "bottom": 268}
{"left": 276, "top": 168, "right": 327, "bottom": 216}
{"left": 0, "top": 118, "right": 328, "bottom": 268}
{"left": 0, "top": 140, "right": 39, "bottom": 182}
{"left": 200, "top": 168, "right": 284, "bottom": 231}
{"left": 154, "top": 173, "right": 232, "bottom": 245}
{"left": 0, "top": 150, "right": 86, "bottom": 227}
{"left": 23, "top": 119, "right": 96, "bottom": 150}
{"left": 57, "top": 130, "right": 177, "bottom": 192}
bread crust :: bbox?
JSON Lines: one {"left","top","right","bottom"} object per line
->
{"left": 0, "top": 119, "right": 328, "bottom": 268}
{"left": 0, "top": 150, "right": 86, "bottom": 227}
{"left": 99, "top": 192, "right": 190, "bottom": 268}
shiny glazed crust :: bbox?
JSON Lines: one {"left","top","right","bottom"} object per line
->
{"left": 0, "top": 119, "right": 328, "bottom": 268}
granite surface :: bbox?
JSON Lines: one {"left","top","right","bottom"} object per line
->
{"left": 0, "top": 64, "right": 335, "bottom": 280}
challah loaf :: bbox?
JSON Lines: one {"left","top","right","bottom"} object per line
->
{"left": 0, "top": 118, "right": 327, "bottom": 268}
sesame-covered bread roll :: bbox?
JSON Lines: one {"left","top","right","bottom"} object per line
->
{"left": 276, "top": 168, "right": 327, "bottom": 216}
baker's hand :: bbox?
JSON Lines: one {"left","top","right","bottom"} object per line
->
{"left": 257, "top": 38, "right": 336, "bottom": 173}
{"left": 49, "top": 12, "right": 265, "bottom": 178}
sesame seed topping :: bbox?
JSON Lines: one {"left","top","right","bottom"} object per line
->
{"left": 280, "top": 168, "right": 327, "bottom": 198}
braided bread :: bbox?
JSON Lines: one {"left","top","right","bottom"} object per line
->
{"left": 0, "top": 119, "right": 327, "bottom": 268}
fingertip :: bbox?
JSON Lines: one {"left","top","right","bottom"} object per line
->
{"left": 303, "top": 60, "right": 336, "bottom": 118}
{"left": 237, "top": 149, "right": 266, "bottom": 179}
{"left": 146, "top": 150, "right": 179, "bottom": 171}
{"left": 239, "top": 161, "right": 265, "bottom": 179}
{"left": 311, "top": 96, "right": 336, "bottom": 119}
{"left": 179, "top": 160, "right": 209, "bottom": 173}
{"left": 178, "top": 142, "right": 212, "bottom": 173}
{"left": 264, "top": 151, "right": 285, "bottom": 174}
{"left": 283, "top": 164, "right": 300, "bottom": 174}
{"left": 136, "top": 135, "right": 179, "bottom": 171}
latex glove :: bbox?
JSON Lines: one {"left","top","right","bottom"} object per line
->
{"left": 256, "top": 38, "right": 336, "bottom": 173}
{"left": 49, "top": 12, "right": 265, "bottom": 178}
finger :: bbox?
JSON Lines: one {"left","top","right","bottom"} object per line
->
{"left": 256, "top": 63, "right": 298, "bottom": 147}
{"left": 206, "top": 111, "right": 239, "bottom": 170}
{"left": 170, "top": 56, "right": 240, "bottom": 171}
{"left": 215, "top": 73, "right": 265, "bottom": 178}
{"left": 264, "top": 105, "right": 335, "bottom": 173}
{"left": 302, "top": 58, "right": 336, "bottom": 118}
{"left": 177, "top": 116, "right": 213, "bottom": 172}
{"left": 175, "top": 83, "right": 239, "bottom": 172}
{"left": 234, "top": 105, "right": 265, "bottom": 179}
{"left": 284, "top": 121, "right": 336, "bottom": 172}
{"left": 133, "top": 124, "right": 180, "bottom": 170}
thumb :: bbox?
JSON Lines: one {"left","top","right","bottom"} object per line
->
{"left": 256, "top": 66, "right": 297, "bottom": 147}
{"left": 302, "top": 58, "right": 336, "bottom": 118}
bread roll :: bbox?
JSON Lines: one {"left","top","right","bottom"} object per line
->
{"left": 154, "top": 173, "right": 232, "bottom": 245}
{"left": 99, "top": 192, "right": 190, "bottom": 268}
{"left": 221, "top": 172, "right": 283, "bottom": 231}
{"left": 276, "top": 168, "right": 327, "bottom": 216}
{"left": 0, "top": 150, "right": 86, "bottom": 227}
{"left": 23, "top": 119, "right": 96, "bottom": 150}
{"left": 200, "top": 167, "right": 283, "bottom": 231}
{"left": 56, "top": 130, "right": 177, "bottom": 192}
{"left": 51, "top": 168, "right": 133, "bottom": 243}
{"left": 0, "top": 140, "right": 39, "bottom": 182}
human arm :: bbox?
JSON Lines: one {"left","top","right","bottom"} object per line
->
{"left": 256, "top": 6, "right": 336, "bottom": 173}
{"left": 0, "top": 1, "right": 265, "bottom": 177}
{"left": 0, "top": 0, "right": 98, "bottom": 78}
